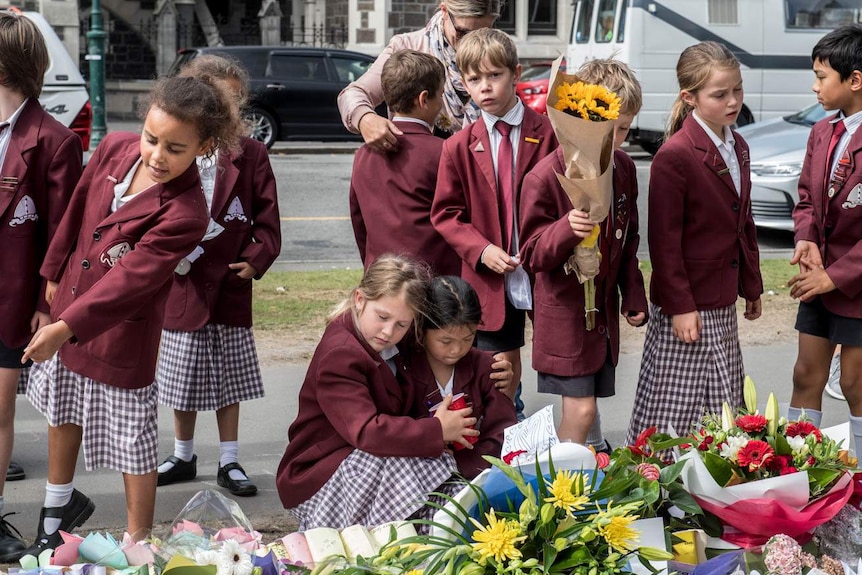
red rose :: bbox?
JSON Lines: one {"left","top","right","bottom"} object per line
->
{"left": 697, "top": 435, "right": 715, "bottom": 451}
{"left": 765, "top": 454, "right": 791, "bottom": 472}
{"left": 808, "top": 456, "right": 817, "bottom": 466}
{"left": 595, "top": 452, "right": 610, "bottom": 469}
{"left": 786, "top": 421, "right": 823, "bottom": 442}
{"left": 781, "top": 466, "right": 799, "bottom": 475}
{"left": 736, "top": 414, "right": 768, "bottom": 433}
{"left": 737, "top": 440, "right": 774, "bottom": 472}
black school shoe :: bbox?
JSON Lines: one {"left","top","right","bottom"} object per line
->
{"left": 6, "top": 461, "right": 25, "bottom": 482}
{"left": 157, "top": 454, "right": 197, "bottom": 486}
{"left": 217, "top": 463, "right": 258, "bottom": 496}
{"left": 0, "top": 513, "right": 27, "bottom": 563}
{"left": 20, "top": 489, "right": 95, "bottom": 559}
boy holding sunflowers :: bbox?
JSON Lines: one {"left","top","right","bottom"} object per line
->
{"left": 519, "top": 58, "right": 648, "bottom": 446}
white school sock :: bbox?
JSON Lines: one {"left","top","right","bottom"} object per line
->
{"left": 157, "top": 439, "right": 195, "bottom": 474}
{"left": 787, "top": 406, "right": 823, "bottom": 427}
{"left": 585, "top": 410, "right": 605, "bottom": 448}
{"left": 850, "top": 414, "right": 862, "bottom": 457}
{"left": 43, "top": 482, "right": 74, "bottom": 534}
{"left": 219, "top": 441, "right": 248, "bottom": 481}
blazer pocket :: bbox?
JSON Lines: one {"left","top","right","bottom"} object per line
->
{"left": 87, "top": 318, "right": 146, "bottom": 369}
{"left": 535, "top": 302, "right": 579, "bottom": 359}
{"left": 684, "top": 258, "right": 723, "bottom": 308}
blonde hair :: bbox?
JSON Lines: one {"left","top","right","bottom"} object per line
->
{"left": 456, "top": 28, "right": 519, "bottom": 75}
{"left": 382, "top": 50, "right": 446, "bottom": 113}
{"left": 666, "top": 41, "right": 739, "bottom": 138}
{"left": 0, "top": 10, "right": 48, "bottom": 98}
{"left": 329, "top": 254, "right": 432, "bottom": 330}
{"left": 441, "top": 0, "right": 501, "bottom": 19}
{"left": 577, "top": 58, "right": 642, "bottom": 116}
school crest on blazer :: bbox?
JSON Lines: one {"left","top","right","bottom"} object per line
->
{"left": 8, "top": 195, "right": 38, "bottom": 226}
{"left": 100, "top": 241, "right": 132, "bottom": 267}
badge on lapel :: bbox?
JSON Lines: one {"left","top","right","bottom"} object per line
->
{"left": 842, "top": 183, "right": 862, "bottom": 209}
{"left": 474, "top": 141, "right": 485, "bottom": 153}
{"left": 100, "top": 242, "right": 132, "bottom": 267}
{"left": 741, "top": 149, "right": 750, "bottom": 166}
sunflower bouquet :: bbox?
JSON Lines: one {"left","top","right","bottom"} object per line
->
{"left": 349, "top": 454, "right": 672, "bottom": 575}
{"left": 545, "top": 56, "right": 619, "bottom": 330}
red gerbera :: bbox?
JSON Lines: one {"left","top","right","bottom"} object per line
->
{"left": 736, "top": 414, "right": 768, "bottom": 433}
{"left": 786, "top": 421, "right": 823, "bottom": 442}
{"left": 737, "top": 440, "right": 774, "bottom": 472}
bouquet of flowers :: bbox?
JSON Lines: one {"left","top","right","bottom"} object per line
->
{"left": 677, "top": 378, "right": 857, "bottom": 547}
{"left": 363, "top": 452, "right": 672, "bottom": 575}
{"left": 545, "top": 55, "right": 620, "bottom": 330}
{"left": 687, "top": 534, "right": 846, "bottom": 575}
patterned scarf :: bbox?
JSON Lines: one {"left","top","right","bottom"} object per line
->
{"left": 425, "top": 11, "right": 481, "bottom": 134}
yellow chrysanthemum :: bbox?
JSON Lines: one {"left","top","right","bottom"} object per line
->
{"left": 544, "top": 469, "right": 591, "bottom": 516}
{"left": 470, "top": 509, "right": 526, "bottom": 565}
{"left": 595, "top": 507, "right": 639, "bottom": 553}
{"left": 554, "top": 81, "right": 621, "bottom": 121}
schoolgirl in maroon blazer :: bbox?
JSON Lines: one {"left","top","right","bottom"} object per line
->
{"left": 21, "top": 75, "right": 245, "bottom": 556}
{"left": 626, "top": 42, "right": 762, "bottom": 448}
{"left": 277, "top": 255, "right": 477, "bottom": 531}
{"left": 155, "top": 55, "right": 281, "bottom": 499}
{"left": 0, "top": 10, "right": 82, "bottom": 560}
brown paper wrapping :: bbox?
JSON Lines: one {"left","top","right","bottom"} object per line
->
{"left": 545, "top": 55, "right": 616, "bottom": 283}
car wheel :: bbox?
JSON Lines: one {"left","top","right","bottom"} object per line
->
{"left": 736, "top": 105, "right": 755, "bottom": 127}
{"left": 247, "top": 108, "right": 278, "bottom": 149}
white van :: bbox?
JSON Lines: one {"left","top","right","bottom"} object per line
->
{"left": 15, "top": 10, "right": 91, "bottom": 150}
{"left": 566, "top": 0, "right": 857, "bottom": 154}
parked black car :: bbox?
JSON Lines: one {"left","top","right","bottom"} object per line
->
{"left": 170, "top": 46, "right": 381, "bottom": 148}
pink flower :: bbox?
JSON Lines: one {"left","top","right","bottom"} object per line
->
{"left": 737, "top": 440, "right": 774, "bottom": 472}
{"left": 595, "top": 451, "right": 610, "bottom": 469}
{"left": 736, "top": 414, "right": 768, "bottom": 433}
{"left": 786, "top": 421, "right": 823, "bottom": 442}
{"left": 635, "top": 463, "right": 660, "bottom": 481}
{"left": 764, "top": 534, "right": 803, "bottom": 575}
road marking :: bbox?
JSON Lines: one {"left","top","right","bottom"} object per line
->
{"left": 281, "top": 216, "right": 350, "bottom": 221}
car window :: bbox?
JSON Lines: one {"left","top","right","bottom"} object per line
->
{"left": 268, "top": 55, "right": 328, "bottom": 81}
{"left": 784, "top": 103, "right": 831, "bottom": 126}
{"left": 574, "top": 0, "right": 595, "bottom": 43}
{"left": 520, "top": 66, "right": 551, "bottom": 81}
{"left": 228, "top": 51, "right": 269, "bottom": 78}
{"left": 330, "top": 57, "right": 372, "bottom": 83}
{"left": 595, "top": 0, "right": 616, "bottom": 43}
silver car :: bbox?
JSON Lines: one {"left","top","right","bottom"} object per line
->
{"left": 737, "top": 103, "right": 831, "bottom": 232}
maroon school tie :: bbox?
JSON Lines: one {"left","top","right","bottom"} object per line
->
{"left": 824, "top": 119, "right": 846, "bottom": 189}
{"left": 495, "top": 120, "right": 515, "bottom": 252}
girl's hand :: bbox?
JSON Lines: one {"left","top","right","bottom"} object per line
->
{"left": 358, "top": 113, "right": 403, "bottom": 153}
{"left": 46, "top": 280, "right": 58, "bottom": 305}
{"left": 489, "top": 352, "right": 514, "bottom": 392}
{"left": 672, "top": 311, "right": 702, "bottom": 344}
{"left": 22, "top": 320, "right": 74, "bottom": 363}
{"left": 624, "top": 311, "right": 646, "bottom": 327}
{"left": 480, "top": 245, "right": 517, "bottom": 274}
{"left": 228, "top": 261, "right": 258, "bottom": 279}
{"left": 790, "top": 240, "right": 823, "bottom": 273}
{"left": 744, "top": 298, "right": 762, "bottom": 321}
{"left": 434, "top": 395, "right": 479, "bottom": 449}
{"left": 568, "top": 209, "right": 594, "bottom": 239}
{"left": 30, "top": 311, "right": 51, "bottom": 333}
{"left": 788, "top": 268, "right": 836, "bottom": 301}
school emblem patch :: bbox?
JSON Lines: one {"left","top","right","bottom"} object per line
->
{"left": 224, "top": 197, "right": 248, "bottom": 222}
{"left": 842, "top": 184, "right": 862, "bottom": 210}
{"left": 100, "top": 241, "right": 132, "bottom": 267}
{"left": 8, "top": 195, "right": 38, "bottom": 226}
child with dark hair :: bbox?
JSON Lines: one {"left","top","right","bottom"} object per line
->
{"left": 411, "top": 275, "right": 516, "bottom": 479}
{"left": 21, "top": 73, "right": 244, "bottom": 556}
{"left": 789, "top": 23, "right": 862, "bottom": 455}
{"left": 0, "top": 9, "right": 82, "bottom": 560}
{"left": 349, "top": 49, "right": 459, "bottom": 276}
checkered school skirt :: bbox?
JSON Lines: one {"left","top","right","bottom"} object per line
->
{"left": 290, "top": 450, "right": 462, "bottom": 532}
{"left": 626, "top": 303, "right": 744, "bottom": 446}
{"left": 27, "top": 353, "right": 159, "bottom": 475}
{"left": 156, "top": 325, "right": 264, "bottom": 411}
{"left": 17, "top": 367, "right": 28, "bottom": 395}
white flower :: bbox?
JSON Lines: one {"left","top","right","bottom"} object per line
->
{"left": 787, "top": 435, "right": 807, "bottom": 453}
{"left": 215, "top": 539, "right": 254, "bottom": 575}
{"left": 195, "top": 548, "right": 219, "bottom": 566}
{"left": 719, "top": 435, "right": 749, "bottom": 462}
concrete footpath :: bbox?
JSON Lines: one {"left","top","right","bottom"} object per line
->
{"left": 3, "top": 340, "right": 846, "bottom": 542}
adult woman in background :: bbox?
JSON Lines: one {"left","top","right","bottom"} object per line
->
{"left": 337, "top": 0, "right": 499, "bottom": 151}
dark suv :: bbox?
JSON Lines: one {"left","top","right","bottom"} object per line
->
{"left": 170, "top": 46, "right": 379, "bottom": 148}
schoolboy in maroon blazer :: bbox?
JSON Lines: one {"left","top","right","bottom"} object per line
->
{"left": 37, "top": 132, "right": 209, "bottom": 389}
{"left": 350, "top": 50, "right": 459, "bottom": 276}
{"left": 787, "top": 25, "right": 862, "bottom": 456}
{"left": 0, "top": 10, "right": 82, "bottom": 559}
{"left": 431, "top": 29, "right": 556, "bottom": 406}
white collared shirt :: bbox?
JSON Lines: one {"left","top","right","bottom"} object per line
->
{"left": 692, "top": 111, "right": 741, "bottom": 195}
{"left": 436, "top": 369, "right": 454, "bottom": 398}
{"left": 392, "top": 116, "right": 433, "bottom": 133}
{"left": 0, "top": 99, "right": 30, "bottom": 174}
{"left": 380, "top": 345, "right": 400, "bottom": 376}
{"left": 481, "top": 98, "right": 525, "bottom": 177}
{"left": 112, "top": 158, "right": 144, "bottom": 212}
{"left": 827, "top": 108, "right": 862, "bottom": 178}
{"left": 196, "top": 152, "right": 219, "bottom": 214}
